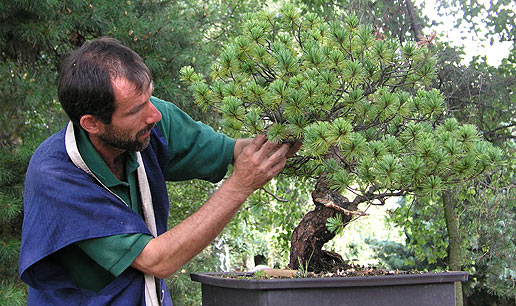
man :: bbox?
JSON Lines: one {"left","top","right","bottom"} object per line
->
{"left": 19, "top": 37, "right": 300, "bottom": 306}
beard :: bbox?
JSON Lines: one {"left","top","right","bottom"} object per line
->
{"left": 99, "top": 124, "right": 154, "bottom": 152}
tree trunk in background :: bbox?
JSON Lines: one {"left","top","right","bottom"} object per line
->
{"left": 404, "top": 0, "right": 423, "bottom": 40}
{"left": 404, "top": 0, "right": 463, "bottom": 303}
{"left": 442, "top": 190, "right": 463, "bottom": 306}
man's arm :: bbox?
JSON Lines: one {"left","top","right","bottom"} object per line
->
{"left": 131, "top": 134, "right": 297, "bottom": 278}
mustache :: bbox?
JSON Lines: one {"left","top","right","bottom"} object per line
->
{"left": 136, "top": 124, "right": 155, "bottom": 138}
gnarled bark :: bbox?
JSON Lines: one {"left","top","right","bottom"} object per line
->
{"left": 288, "top": 179, "right": 354, "bottom": 272}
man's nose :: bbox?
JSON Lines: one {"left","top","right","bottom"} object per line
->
{"left": 146, "top": 102, "right": 162, "bottom": 124}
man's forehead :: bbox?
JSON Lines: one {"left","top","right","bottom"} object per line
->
{"left": 112, "top": 77, "right": 153, "bottom": 103}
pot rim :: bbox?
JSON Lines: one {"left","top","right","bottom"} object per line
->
{"left": 190, "top": 271, "right": 469, "bottom": 290}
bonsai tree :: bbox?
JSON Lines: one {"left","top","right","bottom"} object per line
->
{"left": 180, "top": 5, "right": 502, "bottom": 273}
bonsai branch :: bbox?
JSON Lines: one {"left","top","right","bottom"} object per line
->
{"left": 260, "top": 187, "right": 289, "bottom": 203}
{"left": 314, "top": 196, "right": 368, "bottom": 216}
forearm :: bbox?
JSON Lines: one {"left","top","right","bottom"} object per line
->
{"left": 132, "top": 134, "right": 294, "bottom": 279}
{"left": 131, "top": 177, "right": 252, "bottom": 279}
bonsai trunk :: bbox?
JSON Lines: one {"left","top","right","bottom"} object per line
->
{"left": 288, "top": 179, "right": 357, "bottom": 272}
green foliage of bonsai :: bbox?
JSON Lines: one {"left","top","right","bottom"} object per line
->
{"left": 181, "top": 4, "right": 502, "bottom": 270}
{"left": 182, "top": 4, "right": 501, "bottom": 199}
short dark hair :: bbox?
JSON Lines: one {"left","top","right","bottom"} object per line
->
{"left": 58, "top": 37, "right": 152, "bottom": 125}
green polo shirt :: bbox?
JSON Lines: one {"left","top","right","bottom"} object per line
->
{"left": 54, "top": 97, "right": 236, "bottom": 293}
{"left": 54, "top": 127, "right": 153, "bottom": 292}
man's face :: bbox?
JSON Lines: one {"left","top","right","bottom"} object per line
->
{"left": 99, "top": 78, "right": 162, "bottom": 152}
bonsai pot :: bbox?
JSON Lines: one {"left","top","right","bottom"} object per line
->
{"left": 191, "top": 271, "right": 468, "bottom": 306}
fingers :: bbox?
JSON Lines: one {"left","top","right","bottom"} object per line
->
{"left": 250, "top": 137, "right": 288, "bottom": 174}
{"left": 268, "top": 145, "right": 289, "bottom": 175}
{"left": 248, "top": 134, "right": 268, "bottom": 152}
{"left": 245, "top": 134, "right": 279, "bottom": 158}
{"left": 248, "top": 134, "right": 302, "bottom": 159}
{"left": 261, "top": 143, "right": 289, "bottom": 176}
{"left": 268, "top": 143, "right": 289, "bottom": 162}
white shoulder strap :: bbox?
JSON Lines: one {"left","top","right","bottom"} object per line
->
{"left": 136, "top": 152, "right": 161, "bottom": 306}
{"left": 65, "top": 122, "right": 161, "bottom": 306}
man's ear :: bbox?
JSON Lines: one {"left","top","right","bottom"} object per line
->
{"left": 79, "top": 114, "right": 103, "bottom": 135}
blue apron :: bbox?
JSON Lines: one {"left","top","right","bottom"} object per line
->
{"left": 19, "top": 124, "right": 173, "bottom": 306}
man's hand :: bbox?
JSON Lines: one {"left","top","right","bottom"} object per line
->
{"left": 230, "top": 135, "right": 301, "bottom": 195}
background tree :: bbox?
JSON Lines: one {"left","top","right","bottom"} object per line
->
{"left": 393, "top": 0, "right": 516, "bottom": 302}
